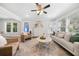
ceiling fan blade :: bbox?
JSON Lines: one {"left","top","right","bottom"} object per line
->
{"left": 43, "top": 11, "right": 47, "bottom": 14}
{"left": 37, "top": 12, "right": 41, "bottom": 15}
{"left": 43, "top": 4, "right": 50, "bottom": 9}
{"left": 31, "top": 10, "right": 37, "bottom": 11}
{"left": 35, "top": 3, "right": 39, "bottom": 6}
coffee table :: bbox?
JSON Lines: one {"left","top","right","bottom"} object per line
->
{"left": 36, "top": 37, "right": 52, "bottom": 49}
{"left": 37, "top": 37, "right": 52, "bottom": 43}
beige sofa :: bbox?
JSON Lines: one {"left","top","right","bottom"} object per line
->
{"left": 0, "top": 36, "right": 20, "bottom": 56}
{"left": 51, "top": 32, "right": 79, "bottom": 56}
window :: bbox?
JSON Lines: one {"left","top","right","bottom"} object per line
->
{"left": 6, "top": 22, "right": 18, "bottom": 32}
{"left": 13, "top": 23, "right": 17, "bottom": 32}
{"left": 6, "top": 23, "right": 11, "bottom": 32}
{"left": 60, "top": 19, "right": 66, "bottom": 31}
{"left": 24, "top": 22, "right": 29, "bottom": 32}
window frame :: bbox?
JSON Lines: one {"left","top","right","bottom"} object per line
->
{"left": 5, "top": 22, "right": 18, "bottom": 33}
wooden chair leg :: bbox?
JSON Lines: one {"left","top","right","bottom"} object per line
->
{"left": 17, "top": 46, "right": 19, "bottom": 50}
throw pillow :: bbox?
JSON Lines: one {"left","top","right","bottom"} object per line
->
{"left": 64, "top": 33, "right": 71, "bottom": 41}
{"left": 0, "top": 35, "right": 7, "bottom": 47}
{"left": 56, "top": 32, "right": 65, "bottom": 38}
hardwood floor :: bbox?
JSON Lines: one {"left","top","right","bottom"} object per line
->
{"left": 15, "top": 38, "right": 73, "bottom": 56}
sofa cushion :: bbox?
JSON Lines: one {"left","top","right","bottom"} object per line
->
{"left": 54, "top": 36, "right": 73, "bottom": 51}
{"left": 56, "top": 32, "right": 65, "bottom": 38}
{"left": 64, "top": 33, "right": 71, "bottom": 41}
{"left": 61, "top": 40, "right": 73, "bottom": 51}
{"left": 73, "top": 42, "right": 79, "bottom": 55}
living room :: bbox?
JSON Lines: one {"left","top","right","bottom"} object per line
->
{"left": 0, "top": 3, "right": 79, "bottom": 56}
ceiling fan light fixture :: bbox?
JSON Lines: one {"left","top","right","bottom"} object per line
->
{"left": 31, "top": 3, "right": 50, "bottom": 15}
{"left": 36, "top": 11, "right": 40, "bottom": 13}
{"left": 36, "top": 10, "right": 43, "bottom": 15}
{"left": 41, "top": 10, "right": 43, "bottom": 13}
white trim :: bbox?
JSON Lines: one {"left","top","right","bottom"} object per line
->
{"left": 5, "top": 21, "right": 18, "bottom": 34}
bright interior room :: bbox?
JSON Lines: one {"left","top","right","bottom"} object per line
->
{"left": 0, "top": 3, "right": 79, "bottom": 56}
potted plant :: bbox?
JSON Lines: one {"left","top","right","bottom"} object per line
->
{"left": 40, "top": 33, "right": 46, "bottom": 40}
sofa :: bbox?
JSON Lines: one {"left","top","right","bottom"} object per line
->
{"left": 51, "top": 32, "right": 79, "bottom": 56}
{"left": 21, "top": 32, "right": 31, "bottom": 42}
{"left": 0, "top": 36, "right": 20, "bottom": 56}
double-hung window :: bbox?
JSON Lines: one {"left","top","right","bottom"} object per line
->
{"left": 6, "top": 22, "right": 18, "bottom": 32}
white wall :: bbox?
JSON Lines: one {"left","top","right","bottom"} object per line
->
{"left": 0, "top": 18, "right": 62, "bottom": 36}
{"left": 0, "top": 5, "right": 62, "bottom": 36}
{"left": 21, "top": 19, "right": 52, "bottom": 36}
{"left": 0, "top": 19, "right": 21, "bottom": 36}
{"left": 32, "top": 20, "right": 51, "bottom": 36}
{"left": 51, "top": 20, "right": 61, "bottom": 32}
{"left": 0, "top": 19, "right": 4, "bottom": 33}
{"left": 0, "top": 6, "right": 22, "bottom": 36}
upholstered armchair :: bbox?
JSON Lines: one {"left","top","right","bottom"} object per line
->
{"left": 21, "top": 32, "right": 31, "bottom": 42}
{"left": 0, "top": 37, "right": 20, "bottom": 56}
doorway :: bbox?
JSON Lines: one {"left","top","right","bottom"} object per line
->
{"left": 24, "top": 22, "right": 29, "bottom": 32}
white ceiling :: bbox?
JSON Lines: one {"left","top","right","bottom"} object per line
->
{"left": 0, "top": 3, "right": 79, "bottom": 21}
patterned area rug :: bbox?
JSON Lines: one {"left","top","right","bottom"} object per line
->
{"left": 15, "top": 38, "right": 72, "bottom": 56}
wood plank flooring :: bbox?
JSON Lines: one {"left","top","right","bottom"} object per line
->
{"left": 15, "top": 38, "right": 73, "bottom": 56}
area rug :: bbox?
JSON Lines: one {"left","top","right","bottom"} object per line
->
{"left": 15, "top": 38, "right": 72, "bottom": 56}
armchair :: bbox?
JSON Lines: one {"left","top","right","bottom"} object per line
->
{"left": 21, "top": 32, "right": 31, "bottom": 42}
{"left": 0, "top": 36, "right": 20, "bottom": 56}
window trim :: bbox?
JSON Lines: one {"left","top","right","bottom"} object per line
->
{"left": 5, "top": 22, "right": 18, "bottom": 33}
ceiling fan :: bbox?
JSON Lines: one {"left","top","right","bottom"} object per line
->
{"left": 31, "top": 3, "right": 50, "bottom": 15}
